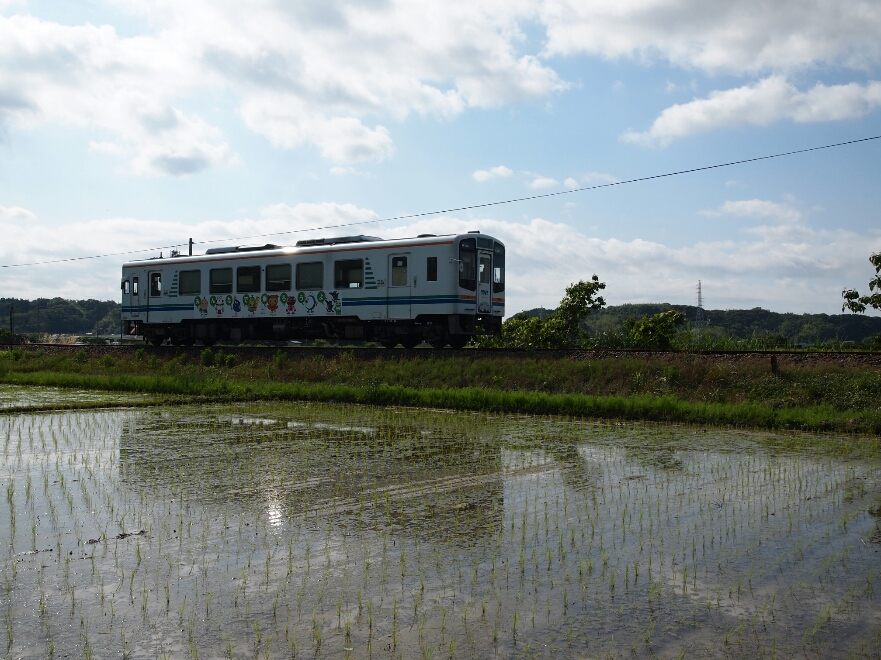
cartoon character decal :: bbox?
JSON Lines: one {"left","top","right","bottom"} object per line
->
{"left": 195, "top": 296, "right": 209, "bottom": 317}
{"left": 232, "top": 297, "right": 242, "bottom": 314}
{"left": 297, "top": 291, "right": 341, "bottom": 316}
{"left": 286, "top": 294, "right": 296, "bottom": 315}
{"left": 298, "top": 291, "right": 317, "bottom": 315}
{"left": 262, "top": 293, "right": 279, "bottom": 314}
{"left": 244, "top": 295, "right": 259, "bottom": 313}
{"left": 210, "top": 295, "right": 230, "bottom": 316}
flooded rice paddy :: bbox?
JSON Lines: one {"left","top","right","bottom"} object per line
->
{"left": 0, "top": 386, "right": 153, "bottom": 410}
{"left": 2, "top": 398, "right": 881, "bottom": 658}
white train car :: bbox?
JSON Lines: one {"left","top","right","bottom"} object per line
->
{"left": 121, "top": 232, "right": 505, "bottom": 348}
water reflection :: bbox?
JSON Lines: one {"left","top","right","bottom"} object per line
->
{"left": 118, "top": 408, "right": 504, "bottom": 545}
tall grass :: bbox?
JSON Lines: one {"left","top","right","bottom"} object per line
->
{"left": 2, "top": 356, "right": 880, "bottom": 434}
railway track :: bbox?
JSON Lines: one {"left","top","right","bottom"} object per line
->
{"left": 8, "top": 342, "right": 881, "bottom": 367}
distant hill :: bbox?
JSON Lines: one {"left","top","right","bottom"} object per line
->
{"left": 523, "top": 303, "right": 881, "bottom": 344}
{"left": 1, "top": 298, "right": 120, "bottom": 336}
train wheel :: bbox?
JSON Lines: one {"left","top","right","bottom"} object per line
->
{"left": 201, "top": 339, "right": 216, "bottom": 347}
{"left": 149, "top": 336, "right": 164, "bottom": 347}
{"left": 400, "top": 338, "right": 419, "bottom": 349}
{"left": 381, "top": 341, "right": 397, "bottom": 349}
{"left": 448, "top": 336, "right": 469, "bottom": 349}
{"left": 430, "top": 339, "right": 447, "bottom": 349}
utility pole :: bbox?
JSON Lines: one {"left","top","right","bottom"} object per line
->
{"left": 9, "top": 304, "right": 13, "bottom": 341}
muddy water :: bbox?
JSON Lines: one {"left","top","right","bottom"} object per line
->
{"left": 1, "top": 401, "right": 880, "bottom": 658}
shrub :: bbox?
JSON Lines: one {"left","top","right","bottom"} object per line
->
{"left": 200, "top": 348, "right": 214, "bottom": 367}
{"left": 624, "top": 311, "right": 686, "bottom": 350}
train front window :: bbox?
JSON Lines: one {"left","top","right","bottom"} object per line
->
{"left": 493, "top": 241, "right": 505, "bottom": 293}
{"left": 237, "top": 266, "right": 261, "bottom": 293}
{"left": 209, "top": 268, "right": 233, "bottom": 294}
{"left": 122, "top": 280, "right": 130, "bottom": 295}
{"left": 179, "top": 270, "right": 201, "bottom": 296}
{"left": 266, "top": 264, "right": 291, "bottom": 291}
{"left": 149, "top": 272, "right": 161, "bottom": 297}
{"left": 458, "top": 238, "right": 476, "bottom": 291}
{"left": 335, "top": 259, "right": 363, "bottom": 289}
{"left": 479, "top": 255, "right": 491, "bottom": 284}
{"left": 132, "top": 277, "right": 138, "bottom": 295}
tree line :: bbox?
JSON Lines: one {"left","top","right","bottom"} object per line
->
{"left": 1, "top": 298, "right": 121, "bottom": 337}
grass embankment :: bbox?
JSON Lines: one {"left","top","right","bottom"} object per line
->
{"left": 1, "top": 347, "right": 880, "bottom": 433}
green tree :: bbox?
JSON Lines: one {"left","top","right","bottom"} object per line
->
{"left": 624, "top": 310, "right": 686, "bottom": 350}
{"left": 842, "top": 252, "right": 881, "bottom": 313}
{"left": 480, "top": 276, "right": 606, "bottom": 349}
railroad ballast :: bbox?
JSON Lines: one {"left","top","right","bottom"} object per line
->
{"left": 121, "top": 232, "right": 505, "bottom": 347}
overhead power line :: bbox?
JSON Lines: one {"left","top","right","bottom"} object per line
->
{"left": 2, "top": 133, "right": 879, "bottom": 269}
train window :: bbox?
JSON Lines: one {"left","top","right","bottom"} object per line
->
{"left": 149, "top": 272, "right": 162, "bottom": 297}
{"left": 209, "top": 268, "right": 233, "bottom": 294}
{"left": 479, "top": 255, "right": 491, "bottom": 284}
{"left": 426, "top": 257, "right": 437, "bottom": 282}
{"left": 237, "top": 266, "right": 261, "bottom": 293}
{"left": 132, "top": 277, "right": 139, "bottom": 295}
{"left": 458, "top": 239, "right": 477, "bottom": 291}
{"left": 296, "top": 262, "right": 323, "bottom": 290}
{"left": 335, "top": 259, "right": 363, "bottom": 289}
{"left": 122, "top": 280, "right": 130, "bottom": 295}
{"left": 391, "top": 256, "right": 407, "bottom": 287}
{"left": 266, "top": 264, "right": 291, "bottom": 291}
{"left": 493, "top": 241, "right": 505, "bottom": 293}
{"left": 179, "top": 270, "right": 201, "bottom": 296}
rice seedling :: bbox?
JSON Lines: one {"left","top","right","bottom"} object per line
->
{"left": 1, "top": 391, "right": 880, "bottom": 656}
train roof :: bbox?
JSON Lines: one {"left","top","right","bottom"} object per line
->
{"left": 121, "top": 231, "right": 503, "bottom": 268}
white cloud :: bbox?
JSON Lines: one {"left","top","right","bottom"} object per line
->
{"left": 623, "top": 76, "right": 881, "bottom": 146}
{"left": 0, "top": 15, "right": 236, "bottom": 176}
{"left": 528, "top": 176, "right": 558, "bottom": 189}
{"left": 0, "top": 2, "right": 567, "bottom": 172}
{"left": 563, "top": 177, "right": 579, "bottom": 189}
{"left": 3, "top": 201, "right": 879, "bottom": 314}
{"left": 0, "top": 204, "right": 37, "bottom": 226}
{"left": 541, "top": 0, "right": 881, "bottom": 74}
{"left": 700, "top": 199, "right": 802, "bottom": 224}
{"left": 473, "top": 165, "right": 513, "bottom": 182}
{"left": 238, "top": 95, "right": 394, "bottom": 162}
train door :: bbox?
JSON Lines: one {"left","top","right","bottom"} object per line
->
{"left": 133, "top": 272, "right": 145, "bottom": 319}
{"left": 477, "top": 251, "right": 492, "bottom": 313}
{"left": 122, "top": 273, "right": 139, "bottom": 318}
{"left": 387, "top": 254, "right": 411, "bottom": 319}
{"left": 146, "top": 271, "right": 162, "bottom": 322}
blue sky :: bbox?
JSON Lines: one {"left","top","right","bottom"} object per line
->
{"left": 1, "top": 0, "right": 880, "bottom": 315}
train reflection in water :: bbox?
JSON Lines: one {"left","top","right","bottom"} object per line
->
{"left": 117, "top": 406, "right": 505, "bottom": 546}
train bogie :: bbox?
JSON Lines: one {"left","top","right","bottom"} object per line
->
{"left": 120, "top": 232, "right": 505, "bottom": 347}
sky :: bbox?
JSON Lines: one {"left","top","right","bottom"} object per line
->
{"left": 1, "top": 0, "right": 880, "bottom": 316}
